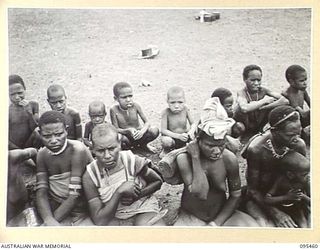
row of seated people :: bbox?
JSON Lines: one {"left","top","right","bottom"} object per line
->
{"left": 7, "top": 64, "right": 310, "bottom": 227}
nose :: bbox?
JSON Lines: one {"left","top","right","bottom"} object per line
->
{"left": 49, "top": 136, "right": 58, "bottom": 145}
{"left": 103, "top": 149, "right": 112, "bottom": 159}
{"left": 56, "top": 102, "right": 62, "bottom": 108}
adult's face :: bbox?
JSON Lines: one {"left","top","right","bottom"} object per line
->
{"left": 198, "top": 134, "right": 226, "bottom": 160}
{"left": 93, "top": 133, "right": 121, "bottom": 170}
{"left": 273, "top": 119, "right": 302, "bottom": 147}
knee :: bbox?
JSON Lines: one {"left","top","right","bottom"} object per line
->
{"left": 289, "top": 137, "right": 307, "bottom": 156}
{"left": 232, "top": 122, "right": 246, "bottom": 138}
{"left": 148, "top": 126, "right": 159, "bottom": 138}
{"left": 161, "top": 136, "right": 175, "bottom": 149}
{"left": 121, "top": 135, "right": 131, "bottom": 149}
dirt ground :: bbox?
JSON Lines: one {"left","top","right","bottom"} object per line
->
{"left": 8, "top": 8, "right": 311, "bottom": 226}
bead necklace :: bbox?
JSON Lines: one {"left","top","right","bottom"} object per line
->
{"left": 265, "top": 139, "right": 290, "bottom": 159}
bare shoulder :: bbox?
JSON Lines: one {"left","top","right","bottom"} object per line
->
{"left": 222, "top": 149, "right": 238, "bottom": 168}
{"left": 68, "top": 139, "right": 87, "bottom": 152}
{"left": 246, "top": 134, "right": 268, "bottom": 155}
{"left": 110, "top": 104, "right": 119, "bottom": 112}
{"left": 176, "top": 152, "right": 190, "bottom": 165}
{"left": 133, "top": 102, "right": 142, "bottom": 111}
{"left": 161, "top": 108, "right": 169, "bottom": 116}
{"left": 65, "top": 107, "right": 79, "bottom": 116}
{"left": 237, "top": 88, "right": 246, "bottom": 97}
{"left": 37, "top": 147, "right": 49, "bottom": 159}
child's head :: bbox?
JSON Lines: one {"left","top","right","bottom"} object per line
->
{"left": 167, "top": 86, "right": 185, "bottom": 113}
{"left": 9, "top": 75, "right": 26, "bottom": 105}
{"left": 47, "top": 84, "right": 67, "bottom": 113}
{"left": 242, "top": 64, "right": 262, "bottom": 93}
{"left": 89, "top": 101, "right": 106, "bottom": 125}
{"left": 113, "top": 82, "right": 133, "bottom": 110}
{"left": 91, "top": 123, "right": 121, "bottom": 170}
{"left": 281, "top": 151, "right": 310, "bottom": 186}
{"left": 211, "top": 88, "right": 233, "bottom": 117}
{"left": 38, "top": 111, "right": 68, "bottom": 153}
{"left": 285, "top": 65, "right": 307, "bottom": 91}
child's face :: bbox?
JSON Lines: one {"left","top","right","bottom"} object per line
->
{"left": 167, "top": 92, "right": 185, "bottom": 113}
{"left": 289, "top": 71, "right": 307, "bottom": 91}
{"left": 40, "top": 122, "right": 67, "bottom": 153}
{"left": 93, "top": 134, "right": 121, "bottom": 170}
{"left": 244, "top": 70, "right": 262, "bottom": 93}
{"left": 47, "top": 90, "right": 67, "bottom": 113}
{"left": 9, "top": 83, "right": 25, "bottom": 106}
{"left": 89, "top": 107, "right": 106, "bottom": 125}
{"left": 294, "top": 170, "right": 310, "bottom": 186}
{"left": 116, "top": 87, "right": 133, "bottom": 110}
{"left": 222, "top": 96, "right": 234, "bottom": 118}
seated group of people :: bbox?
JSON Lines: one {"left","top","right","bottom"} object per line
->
{"left": 7, "top": 64, "right": 310, "bottom": 227}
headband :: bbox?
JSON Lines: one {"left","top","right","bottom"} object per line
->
{"left": 271, "top": 111, "right": 299, "bottom": 129}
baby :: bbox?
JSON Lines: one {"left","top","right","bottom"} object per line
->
{"left": 110, "top": 82, "right": 159, "bottom": 153}
{"left": 160, "top": 86, "right": 193, "bottom": 157}
{"left": 47, "top": 84, "right": 82, "bottom": 141}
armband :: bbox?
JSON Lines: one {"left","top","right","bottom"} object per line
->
{"left": 69, "top": 176, "right": 82, "bottom": 196}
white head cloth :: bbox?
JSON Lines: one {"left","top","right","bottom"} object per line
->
{"left": 197, "top": 97, "right": 235, "bottom": 139}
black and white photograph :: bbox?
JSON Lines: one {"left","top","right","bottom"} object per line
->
{"left": 7, "top": 8, "right": 312, "bottom": 230}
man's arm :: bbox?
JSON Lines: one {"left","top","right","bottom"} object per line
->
{"left": 36, "top": 151, "right": 60, "bottom": 226}
{"left": 53, "top": 143, "right": 87, "bottom": 221}
{"left": 211, "top": 150, "right": 241, "bottom": 226}
{"left": 259, "top": 89, "right": 289, "bottom": 110}
{"left": 237, "top": 90, "right": 274, "bottom": 113}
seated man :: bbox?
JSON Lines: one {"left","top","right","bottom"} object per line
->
{"left": 244, "top": 105, "right": 308, "bottom": 227}
{"left": 173, "top": 98, "right": 258, "bottom": 227}
{"left": 82, "top": 123, "right": 166, "bottom": 226}
{"left": 36, "top": 111, "right": 93, "bottom": 226}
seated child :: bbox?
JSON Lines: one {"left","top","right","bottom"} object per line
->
{"left": 211, "top": 87, "right": 245, "bottom": 138}
{"left": 160, "top": 86, "right": 194, "bottom": 157}
{"left": 9, "top": 75, "right": 40, "bottom": 150}
{"left": 82, "top": 123, "right": 166, "bottom": 226}
{"left": 110, "top": 82, "right": 159, "bottom": 153}
{"left": 83, "top": 100, "right": 108, "bottom": 149}
{"left": 36, "top": 111, "right": 94, "bottom": 226}
{"left": 282, "top": 65, "right": 310, "bottom": 128}
{"left": 47, "top": 84, "right": 82, "bottom": 141}
{"left": 264, "top": 151, "right": 310, "bottom": 228}
{"left": 234, "top": 65, "right": 289, "bottom": 135}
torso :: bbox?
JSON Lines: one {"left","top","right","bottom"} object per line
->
{"left": 282, "top": 87, "right": 305, "bottom": 108}
{"left": 9, "top": 102, "right": 37, "bottom": 148}
{"left": 180, "top": 152, "right": 230, "bottom": 222}
{"left": 63, "top": 107, "right": 79, "bottom": 140}
{"left": 112, "top": 104, "right": 141, "bottom": 129}
{"left": 166, "top": 107, "right": 189, "bottom": 134}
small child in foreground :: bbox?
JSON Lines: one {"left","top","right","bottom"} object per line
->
{"left": 47, "top": 84, "right": 82, "bottom": 141}
{"left": 160, "top": 86, "right": 193, "bottom": 157}
{"left": 83, "top": 101, "right": 108, "bottom": 149}
{"left": 110, "top": 82, "right": 159, "bottom": 153}
{"left": 264, "top": 151, "right": 310, "bottom": 228}
{"left": 282, "top": 65, "right": 310, "bottom": 128}
{"left": 9, "top": 75, "right": 39, "bottom": 149}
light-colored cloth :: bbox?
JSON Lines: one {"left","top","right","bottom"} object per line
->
{"left": 198, "top": 97, "right": 235, "bottom": 139}
{"left": 49, "top": 171, "right": 70, "bottom": 203}
{"left": 86, "top": 150, "right": 160, "bottom": 220}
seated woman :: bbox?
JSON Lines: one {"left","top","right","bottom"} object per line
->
{"left": 243, "top": 105, "right": 308, "bottom": 227}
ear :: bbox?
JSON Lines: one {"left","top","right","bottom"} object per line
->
{"left": 113, "top": 96, "right": 118, "bottom": 101}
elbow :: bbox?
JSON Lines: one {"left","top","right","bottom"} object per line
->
{"left": 281, "top": 97, "right": 289, "bottom": 105}
{"left": 239, "top": 106, "right": 249, "bottom": 114}
{"left": 154, "top": 179, "right": 163, "bottom": 191}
